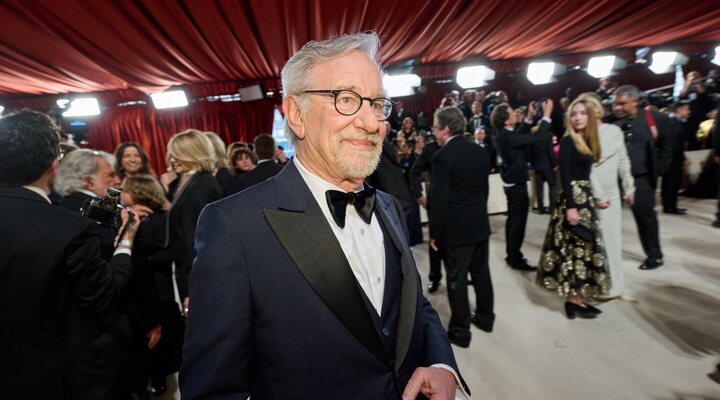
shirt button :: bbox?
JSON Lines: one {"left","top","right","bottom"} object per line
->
{"left": 359, "top": 228, "right": 365, "bottom": 235}
{"left": 375, "top": 277, "right": 382, "bottom": 284}
{"left": 382, "top": 327, "right": 390, "bottom": 337}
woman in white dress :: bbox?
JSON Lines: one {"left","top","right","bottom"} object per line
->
{"left": 579, "top": 93, "right": 635, "bottom": 299}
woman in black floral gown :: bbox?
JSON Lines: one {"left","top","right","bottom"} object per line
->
{"left": 536, "top": 97, "right": 610, "bottom": 319}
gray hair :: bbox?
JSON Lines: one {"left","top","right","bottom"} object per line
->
{"left": 434, "top": 106, "right": 467, "bottom": 137}
{"left": 615, "top": 85, "right": 639, "bottom": 99}
{"left": 280, "top": 32, "right": 383, "bottom": 144}
{"left": 54, "top": 149, "right": 115, "bottom": 196}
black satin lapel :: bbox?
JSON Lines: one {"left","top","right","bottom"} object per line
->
{"left": 375, "top": 197, "right": 418, "bottom": 371}
{"left": 263, "top": 202, "right": 388, "bottom": 364}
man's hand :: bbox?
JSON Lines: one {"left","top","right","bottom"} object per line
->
{"left": 115, "top": 208, "right": 140, "bottom": 245}
{"left": 596, "top": 200, "right": 610, "bottom": 210}
{"left": 417, "top": 196, "right": 428, "bottom": 209}
{"left": 402, "top": 367, "right": 456, "bottom": 400}
{"left": 183, "top": 297, "right": 190, "bottom": 317}
{"left": 542, "top": 98, "right": 554, "bottom": 118}
{"left": 146, "top": 324, "right": 162, "bottom": 349}
{"left": 624, "top": 194, "right": 635, "bottom": 205}
{"left": 429, "top": 239, "right": 439, "bottom": 252}
{"left": 130, "top": 204, "right": 154, "bottom": 220}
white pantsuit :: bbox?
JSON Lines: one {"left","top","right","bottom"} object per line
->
{"left": 591, "top": 123, "right": 635, "bottom": 297}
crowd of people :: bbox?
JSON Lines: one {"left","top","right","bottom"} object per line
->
{"left": 2, "top": 31, "right": 720, "bottom": 399}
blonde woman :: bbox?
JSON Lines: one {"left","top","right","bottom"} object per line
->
{"left": 578, "top": 93, "right": 635, "bottom": 300}
{"left": 537, "top": 97, "right": 610, "bottom": 319}
{"left": 203, "top": 131, "right": 234, "bottom": 197}
{"left": 165, "top": 129, "right": 222, "bottom": 316}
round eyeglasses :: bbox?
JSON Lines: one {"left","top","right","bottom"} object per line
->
{"left": 303, "top": 89, "right": 395, "bottom": 121}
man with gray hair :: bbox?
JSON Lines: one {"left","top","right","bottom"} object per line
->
{"left": 182, "top": 32, "right": 469, "bottom": 400}
{"left": 613, "top": 85, "right": 672, "bottom": 270}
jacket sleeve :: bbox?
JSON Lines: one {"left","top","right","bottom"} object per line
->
{"left": 180, "top": 203, "right": 253, "bottom": 399}
{"left": 558, "top": 137, "right": 577, "bottom": 208}
{"left": 409, "top": 146, "right": 432, "bottom": 199}
{"left": 174, "top": 179, "right": 221, "bottom": 300}
{"left": 653, "top": 112, "right": 673, "bottom": 177}
{"left": 428, "top": 151, "right": 449, "bottom": 243}
{"left": 66, "top": 222, "right": 133, "bottom": 312}
{"left": 616, "top": 127, "right": 636, "bottom": 197}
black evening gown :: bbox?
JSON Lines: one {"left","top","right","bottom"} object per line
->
{"left": 536, "top": 135, "right": 610, "bottom": 298}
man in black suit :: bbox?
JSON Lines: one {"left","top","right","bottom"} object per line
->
{"left": 389, "top": 100, "right": 413, "bottom": 131}
{"left": 181, "top": 32, "right": 468, "bottom": 400}
{"left": 233, "top": 133, "right": 284, "bottom": 192}
{"left": 493, "top": 100, "right": 554, "bottom": 271}
{"left": 409, "top": 134, "right": 444, "bottom": 292}
{"left": 0, "top": 110, "right": 138, "bottom": 399}
{"left": 430, "top": 106, "right": 494, "bottom": 347}
{"left": 662, "top": 101, "right": 690, "bottom": 214}
{"left": 529, "top": 123, "right": 558, "bottom": 214}
{"left": 614, "top": 85, "right": 672, "bottom": 270}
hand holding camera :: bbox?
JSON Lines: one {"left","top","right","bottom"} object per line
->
{"left": 541, "top": 98, "right": 554, "bottom": 118}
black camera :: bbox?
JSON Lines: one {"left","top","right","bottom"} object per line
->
{"left": 81, "top": 187, "right": 124, "bottom": 229}
{"left": 534, "top": 97, "right": 548, "bottom": 113}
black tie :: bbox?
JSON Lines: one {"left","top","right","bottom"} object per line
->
{"left": 325, "top": 187, "right": 376, "bottom": 228}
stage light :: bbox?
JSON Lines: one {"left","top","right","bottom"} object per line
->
{"left": 61, "top": 98, "right": 101, "bottom": 117}
{"left": 383, "top": 74, "right": 421, "bottom": 97}
{"left": 0, "top": 105, "right": 4, "bottom": 115}
{"left": 527, "top": 62, "right": 563, "bottom": 85}
{"left": 456, "top": 65, "right": 496, "bottom": 88}
{"left": 587, "top": 55, "right": 626, "bottom": 78}
{"left": 712, "top": 46, "right": 720, "bottom": 66}
{"left": 648, "top": 51, "right": 687, "bottom": 74}
{"left": 151, "top": 90, "right": 189, "bottom": 109}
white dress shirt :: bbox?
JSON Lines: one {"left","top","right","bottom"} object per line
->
{"left": 294, "top": 158, "right": 470, "bottom": 399}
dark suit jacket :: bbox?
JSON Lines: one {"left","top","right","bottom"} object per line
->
{"left": 180, "top": 162, "right": 464, "bottom": 399}
{"left": 389, "top": 108, "right": 413, "bottom": 130}
{"left": 616, "top": 109, "right": 672, "bottom": 186}
{"left": 429, "top": 136, "right": 490, "bottom": 246}
{"left": 214, "top": 167, "right": 235, "bottom": 198}
{"left": 668, "top": 117, "right": 687, "bottom": 163}
{"left": 165, "top": 171, "right": 222, "bottom": 299}
{"left": 529, "top": 130, "right": 557, "bottom": 171}
{"left": 232, "top": 160, "right": 284, "bottom": 194}
{"left": 0, "top": 187, "right": 133, "bottom": 398}
{"left": 495, "top": 120, "right": 552, "bottom": 184}
{"left": 368, "top": 140, "right": 413, "bottom": 214}
{"left": 409, "top": 141, "right": 440, "bottom": 199}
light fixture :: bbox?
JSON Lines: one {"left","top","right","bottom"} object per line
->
{"left": 587, "top": 55, "right": 626, "bottom": 78}
{"left": 712, "top": 46, "right": 720, "bottom": 66}
{"left": 383, "top": 74, "right": 421, "bottom": 97}
{"left": 456, "top": 65, "right": 496, "bottom": 88}
{"left": 648, "top": 51, "right": 687, "bottom": 74}
{"left": 527, "top": 62, "right": 564, "bottom": 85}
{"left": 0, "top": 105, "right": 4, "bottom": 115}
{"left": 61, "top": 98, "right": 101, "bottom": 117}
{"left": 150, "top": 90, "right": 189, "bottom": 109}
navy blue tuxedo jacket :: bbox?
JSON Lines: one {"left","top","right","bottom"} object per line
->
{"left": 180, "top": 161, "right": 464, "bottom": 399}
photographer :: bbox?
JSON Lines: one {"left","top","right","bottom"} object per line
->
{"left": 0, "top": 110, "right": 138, "bottom": 399}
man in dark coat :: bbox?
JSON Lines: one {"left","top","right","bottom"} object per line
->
{"left": 232, "top": 133, "right": 284, "bottom": 193}
{"left": 430, "top": 106, "right": 494, "bottom": 348}
{"left": 0, "top": 110, "right": 138, "bottom": 399}
{"left": 662, "top": 101, "right": 690, "bottom": 214}
{"left": 613, "top": 85, "right": 672, "bottom": 270}
{"left": 180, "top": 32, "right": 469, "bottom": 400}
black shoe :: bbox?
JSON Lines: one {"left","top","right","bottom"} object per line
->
{"left": 428, "top": 281, "right": 440, "bottom": 293}
{"left": 639, "top": 258, "right": 664, "bottom": 270}
{"left": 583, "top": 303, "right": 602, "bottom": 315}
{"left": 664, "top": 208, "right": 687, "bottom": 215}
{"left": 471, "top": 314, "right": 495, "bottom": 333}
{"left": 564, "top": 302, "right": 598, "bottom": 319}
{"left": 447, "top": 331, "right": 471, "bottom": 348}
{"left": 713, "top": 219, "right": 720, "bottom": 228}
{"left": 506, "top": 258, "right": 537, "bottom": 271}
{"left": 541, "top": 207, "right": 550, "bottom": 214}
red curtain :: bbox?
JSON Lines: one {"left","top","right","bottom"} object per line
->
{"left": 87, "top": 100, "right": 275, "bottom": 174}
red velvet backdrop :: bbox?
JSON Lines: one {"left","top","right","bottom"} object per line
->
{"left": 87, "top": 100, "right": 275, "bottom": 173}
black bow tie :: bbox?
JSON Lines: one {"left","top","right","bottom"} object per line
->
{"left": 325, "top": 187, "right": 376, "bottom": 228}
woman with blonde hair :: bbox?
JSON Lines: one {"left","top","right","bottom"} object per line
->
{"left": 576, "top": 93, "right": 635, "bottom": 300}
{"left": 537, "top": 97, "right": 610, "bottom": 319}
{"left": 165, "top": 129, "right": 222, "bottom": 316}
{"left": 203, "top": 131, "right": 234, "bottom": 197}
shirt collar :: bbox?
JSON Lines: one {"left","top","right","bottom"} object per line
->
{"left": 22, "top": 185, "right": 52, "bottom": 203}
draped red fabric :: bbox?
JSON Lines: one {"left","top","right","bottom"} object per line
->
{"left": 88, "top": 100, "right": 275, "bottom": 173}
{"left": 1, "top": 0, "right": 718, "bottom": 96}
